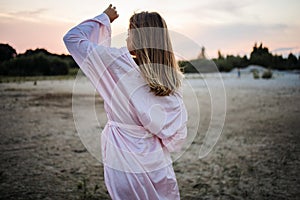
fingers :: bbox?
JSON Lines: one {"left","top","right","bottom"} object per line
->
{"left": 111, "top": 5, "right": 118, "bottom": 16}
{"left": 108, "top": 4, "right": 116, "bottom": 10}
{"left": 104, "top": 4, "right": 119, "bottom": 22}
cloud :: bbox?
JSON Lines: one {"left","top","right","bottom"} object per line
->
{"left": 0, "top": 8, "right": 48, "bottom": 23}
{"left": 181, "top": 0, "right": 254, "bottom": 20}
{"left": 203, "top": 0, "right": 253, "bottom": 13}
{"left": 9, "top": 8, "right": 48, "bottom": 17}
{"left": 271, "top": 47, "right": 300, "bottom": 57}
{"left": 272, "top": 47, "right": 299, "bottom": 52}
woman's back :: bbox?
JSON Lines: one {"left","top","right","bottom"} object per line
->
{"left": 64, "top": 4, "right": 187, "bottom": 199}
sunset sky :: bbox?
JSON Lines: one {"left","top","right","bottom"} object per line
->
{"left": 0, "top": 0, "right": 299, "bottom": 59}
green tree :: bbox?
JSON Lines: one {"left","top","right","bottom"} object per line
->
{"left": 287, "top": 53, "right": 298, "bottom": 69}
{"left": 217, "top": 50, "right": 224, "bottom": 60}
{"left": 271, "top": 55, "right": 285, "bottom": 70}
{"left": 249, "top": 43, "right": 272, "bottom": 67}
{"left": 0, "top": 52, "right": 68, "bottom": 76}
{"left": 0, "top": 43, "right": 17, "bottom": 62}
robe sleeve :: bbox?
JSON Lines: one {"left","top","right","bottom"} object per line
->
{"left": 137, "top": 92, "right": 188, "bottom": 152}
{"left": 63, "top": 13, "right": 124, "bottom": 103}
{"left": 63, "top": 13, "right": 111, "bottom": 66}
{"left": 160, "top": 102, "right": 188, "bottom": 152}
{"left": 160, "top": 118, "right": 187, "bottom": 152}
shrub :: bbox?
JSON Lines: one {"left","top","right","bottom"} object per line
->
{"left": 0, "top": 52, "right": 69, "bottom": 76}
{"left": 262, "top": 69, "right": 273, "bottom": 79}
{"left": 252, "top": 70, "right": 260, "bottom": 79}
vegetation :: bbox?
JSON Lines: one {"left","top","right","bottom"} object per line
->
{"left": 252, "top": 70, "right": 260, "bottom": 79}
{"left": 0, "top": 43, "right": 17, "bottom": 62}
{"left": 0, "top": 43, "right": 78, "bottom": 77}
{"left": 0, "top": 43, "right": 299, "bottom": 78}
{"left": 77, "top": 177, "right": 101, "bottom": 200}
{"left": 179, "top": 43, "right": 300, "bottom": 73}
{"left": 262, "top": 69, "right": 273, "bottom": 79}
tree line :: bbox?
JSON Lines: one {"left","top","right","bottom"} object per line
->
{"left": 179, "top": 43, "right": 300, "bottom": 73}
{"left": 0, "top": 43, "right": 78, "bottom": 76}
{"left": 1, "top": 43, "right": 299, "bottom": 76}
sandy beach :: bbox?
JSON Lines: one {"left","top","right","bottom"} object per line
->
{"left": 0, "top": 72, "right": 299, "bottom": 199}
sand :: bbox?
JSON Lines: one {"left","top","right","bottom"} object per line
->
{"left": 0, "top": 72, "right": 299, "bottom": 199}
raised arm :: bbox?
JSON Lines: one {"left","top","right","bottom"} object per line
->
{"left": 63, "top": 4, "right": 119, "bottom": 65}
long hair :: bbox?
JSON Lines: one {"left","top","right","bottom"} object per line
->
{"left": 128, "top": 12, "right": 183, "bottom": 96}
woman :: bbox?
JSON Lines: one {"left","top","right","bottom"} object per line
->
{"left": 64, "top": 4, "right": 187, "bottom": 200}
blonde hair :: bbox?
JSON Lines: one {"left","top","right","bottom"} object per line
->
{"left": 129, "top": 12, "right": 183, "bottom": 96}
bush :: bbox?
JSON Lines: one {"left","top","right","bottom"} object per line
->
{"left": 0, "top": 43, "right": 17, "bottom": 62}
{"left": 252, "top": 70, "right": 260, "bottom": 79}
{"left": 48, "top": 57, "right": 69, "bottom": 75}
{"left": 213, "top": 59, "right": 232, "bottom": 72}
{"left": 262, "top": 69, "right": 273, "bottom": 79}
{"left": 0, "top": 52, "right": 68, "bottom": 76}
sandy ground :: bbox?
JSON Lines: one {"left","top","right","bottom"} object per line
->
{"left": 0, "top": 73, "right": 299, "bottom": 199}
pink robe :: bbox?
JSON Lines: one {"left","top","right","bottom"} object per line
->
{"left": 63, "top": 13, "right": 187, "bottom": 200}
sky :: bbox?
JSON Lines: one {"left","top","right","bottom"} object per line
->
{"left": 0, "top": 0, "right": 299, "bottom": 59}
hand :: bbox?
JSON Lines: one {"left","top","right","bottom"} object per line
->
{"left": 104, "top": 4, "right": 119, "bottom": 23}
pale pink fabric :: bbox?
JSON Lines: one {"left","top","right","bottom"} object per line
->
{"left": 64, "top": 13, "right": 187, "bottom": 200}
